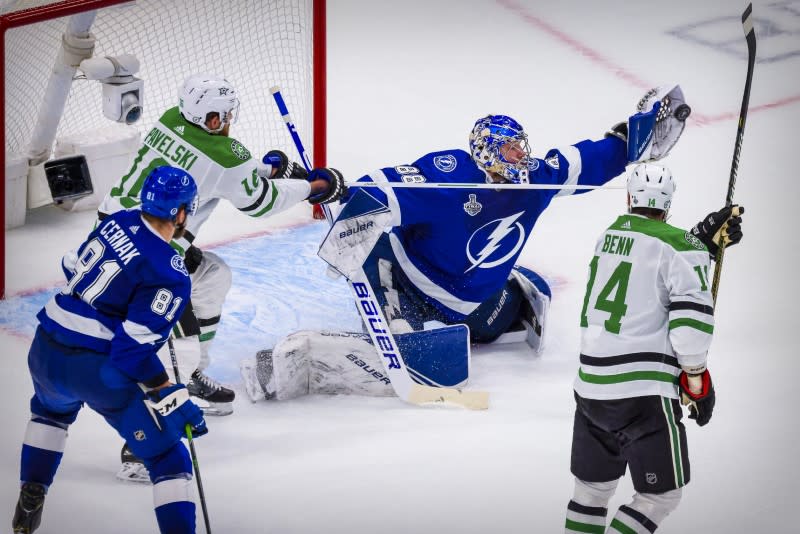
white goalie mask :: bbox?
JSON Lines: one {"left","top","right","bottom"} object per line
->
{"left": 627, "top": 163, "right": 675, "bottom": 213}
{"left": 178, "top": 74, "right": 240, "bottom": 133}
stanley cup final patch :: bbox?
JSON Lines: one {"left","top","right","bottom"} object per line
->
{"left": 463, "top": 194, "right": 482, "bottom": 216}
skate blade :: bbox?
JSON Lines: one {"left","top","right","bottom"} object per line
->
{"left": 239, "top": 358, "right": 266, "bottom": 402}
{"left": 115, "top": 462, "right": 151, "bottom": 485}
{"left": 191, "top": 396, "right": 234, "bottom": 416}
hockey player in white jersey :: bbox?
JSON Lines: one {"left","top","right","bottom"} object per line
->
{"left": 242, "top": 86, "right": 695, "bottom": 403}
{"left": 99, "top": 74, "right": 344, "bottom": 417}
{"left": 564, "top": 164, "right": 744, "bottom": 534}
{"left": 100, "top": 74, "right": 346, "bottom": 482}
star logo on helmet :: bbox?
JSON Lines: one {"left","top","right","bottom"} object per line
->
{"left": 219, "top": 87, "right": 229, "bottom": 96}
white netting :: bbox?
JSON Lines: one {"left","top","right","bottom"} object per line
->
{"left": 4, "top": 0, "right": 315, "bottom": 159}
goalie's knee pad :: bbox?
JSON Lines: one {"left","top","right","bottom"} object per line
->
{"left": 509, "top": 266, "right": 551, "bottom": 353}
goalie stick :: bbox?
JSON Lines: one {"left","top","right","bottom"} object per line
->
{"left": 343, "top": 181, "right": 625, "bottom": 190}
{"left": 711, "top": 3, "right": 756, "bottom": 304}
{"left": 271, "top": 87, "right": 489, "bottom": 410}
{"left": 168, "top": 338, "right": 212, "bottom": 534}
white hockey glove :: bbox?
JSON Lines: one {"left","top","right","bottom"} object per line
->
{"left": 258, "top": 150, "right": 308, "bottom": 180}
{"left": 631, "top": 84, "right": 691, "bottom": 162}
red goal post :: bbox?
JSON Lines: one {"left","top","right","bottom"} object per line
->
{"left": 1, "top": 0, "right": 327, "bottom": 299}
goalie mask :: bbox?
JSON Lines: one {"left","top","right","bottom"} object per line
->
{"left": 469, "top": 114, "right": 531, "bottom": 183}
{"left": 627, "top": 163, "right": 675, "bottom": 214}
{"left": 179, "top": 74, "right": 240, "bottom": 133}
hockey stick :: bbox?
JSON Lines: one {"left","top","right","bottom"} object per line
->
{"left": 270, "top": 86, "right": 331, "bottom": 222}
{"left": 271, "top": 89, "right": 489, "bottom": 410}
{"left": 711, "top": 3, "right": 755, "bottom": 304}
{"left": 168, "top": 338, "right": 212, "bottom": 534}
{"left": 343, "top": 181, "right": 625, "bottom": 190}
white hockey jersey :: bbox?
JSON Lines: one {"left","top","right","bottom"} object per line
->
{"left": 98, "top": 107, "right": 311, "bottom": 254}
{"left": 574, "top": 213, "right": 714, "bottom": 400}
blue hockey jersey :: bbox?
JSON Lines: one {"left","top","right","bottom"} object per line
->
{"left": 37, "top": 209, "right": 191, "bottom": 387}
{"left": 352, "top": 137, "right": 627, "bottom": 321}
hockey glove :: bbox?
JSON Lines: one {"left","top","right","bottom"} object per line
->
{"left": 679, "top": 370, "right": 715, "bottom": 427}
{"left": 691, "top": 205, "right": 744, "bottom": 258}
{"left": 628, "top": 84, "right": 691, "bottom": 162}
{"left": 183, "top": 244, "right": 203, "bottom": 275}
{"left": 260, "top": 150, "right": 308, "bottom": 180}
{"left": 307, "top": 167, "right": 347, "bottom": 205}
{"left": 146, "top": 384, "right": 208, "bottom": 438}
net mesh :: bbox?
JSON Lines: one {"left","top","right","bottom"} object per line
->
{"left": 4, "top": 0, "right": 315, "bottom": 159}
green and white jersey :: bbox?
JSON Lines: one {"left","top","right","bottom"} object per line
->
{"left": 98, "top": 107, "right": 311, "bottom": 254}
{"left": 574, "top": 213, "right": 714, "bottom": 401}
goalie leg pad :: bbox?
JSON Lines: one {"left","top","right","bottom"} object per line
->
{"left": 509, "top": 266, "right": 550, "bottom": 353}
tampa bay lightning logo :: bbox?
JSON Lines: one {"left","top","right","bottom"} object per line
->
{"left": 433, "top": 154, "right": 457, "bottom": 173}
{"left": 171, "top": 255, "right": 189, "bottom": 276}
{"left": 465, "top": 211, "right": 526, "bottom": 273}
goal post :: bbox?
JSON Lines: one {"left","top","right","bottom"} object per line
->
{"left": 1, "top": 0, "right": 327, "bottom": 299}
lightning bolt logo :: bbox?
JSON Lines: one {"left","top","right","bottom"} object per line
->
{"left": 465, "top": 211, "right": 526, "bottom": 273}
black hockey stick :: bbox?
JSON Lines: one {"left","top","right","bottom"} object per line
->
{"left": 711, "top": 3, "right": 756, "bottom": 304}
{"left": 168, "top": 337, "right": 212, "bottom": 533}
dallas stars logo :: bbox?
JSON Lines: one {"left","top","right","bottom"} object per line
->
{"left": 219, "top": 87, "right": 230, "bottom": 96}
{"left": 230, "top": 140, "right": 251, "bottom": 161}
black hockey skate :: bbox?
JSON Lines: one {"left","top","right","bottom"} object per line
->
{"left": 12, "top": 482, "right": 46, "bottom": 533}
{"left": 115, "top": 443, "right": 150, "bottom": 484}
{"left": 187, "top": 369, "right": 235, "bottom": 416}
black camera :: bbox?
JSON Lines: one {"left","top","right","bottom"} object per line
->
{"left": 44, "top": 155, "right": 93, "bottom": 204}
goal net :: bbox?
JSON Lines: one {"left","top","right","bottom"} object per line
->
{"left": 2, "top": 0, "right": 326, "bottom": 298}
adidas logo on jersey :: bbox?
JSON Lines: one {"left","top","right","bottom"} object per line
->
{"left": 621, "top": 220, "right": 631, "bottom": 230}
{"left": 129, "top": 225, "right": 140, "bottom": 234}
{"left": 175, "top": 125, "right": 185, "bottom": 135}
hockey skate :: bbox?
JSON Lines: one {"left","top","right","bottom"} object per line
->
{"left": 115, "top": 443, "right": 150, "bottom": 484}
{"left": 239, "top": 349, "right": 276, "bottom": 402}
{"left": 12, "top": 481, "right": 46, "bottom": 533}
{"left": 187, "top": 369, "right": 235, "bottom": 416}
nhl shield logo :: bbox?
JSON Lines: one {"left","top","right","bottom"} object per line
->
{"left": 433, "top": 154, "right": 457, "bottom": 173}
{"left": 646, "top": 472, "right": 658, "bottom": 485}
{"left": 134, "top": 430, "right": 146, "bottom": 441}
{"left": 463, "top": 194, "right": 482, "bottom": 216}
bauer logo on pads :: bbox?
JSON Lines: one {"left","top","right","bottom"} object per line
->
{"left": 318, "top": 189, "right": 392, "bottom": 280}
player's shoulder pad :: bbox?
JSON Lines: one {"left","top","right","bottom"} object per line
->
{"left": 161, "top": 107, "right": 252, "bottom": 169}
{"left": 411, "top": 149, "right": 479, "bottom": 182}
{"left": 611, "top": 215, "right": 708, "bottom": 253}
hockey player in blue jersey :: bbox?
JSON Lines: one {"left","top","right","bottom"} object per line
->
{"left": 339, "top": 85, "right": 693, "bottom": 349}
{"left": 13, "top": 167, "right": 205, "bottom": 534}
{"left": 241, "top": 86, "right": 694, "bottom": 403}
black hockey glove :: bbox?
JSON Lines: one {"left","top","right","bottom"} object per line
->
{"left": 183, "top": 245, "right": 203, "bottom": 275}
{"left": 262, "top": 150, "right": 308, "bottom": 180}
{"left": 679, "top": 370, "right": 715, "bottom": 427}
{"left": 146, "top": 384, "right": 208, "bottom": 438}
{"left": 691, "top": 205, "right": 744, "bottom": 257}
{"left": 307, "top": 167, "right": 347, "bottom": 205}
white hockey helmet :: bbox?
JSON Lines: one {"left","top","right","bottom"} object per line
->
{"left": 627, "top": 163, "right": 675, "bottom": 213}
{"left": 178, "top": 74, "right": 240, "bottom": 133}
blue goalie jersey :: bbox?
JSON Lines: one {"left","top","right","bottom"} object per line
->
{"left": 37, "top": 209, "right": 191, "bottom": 387}
{"left": 351, "top": 137, "right": 627, "bottom": 321}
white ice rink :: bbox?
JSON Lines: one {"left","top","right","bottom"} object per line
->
{"left": 2, "top": 0, "right": 799, "bottom": 532}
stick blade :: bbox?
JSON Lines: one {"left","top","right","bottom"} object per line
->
{"left": 407, "top": 384, "right": 490, "bottom": 410}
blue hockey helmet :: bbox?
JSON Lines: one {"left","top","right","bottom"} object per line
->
{"left": 140, "top": 166, "right": 199, "bottom": 221}
{"left": 469, "top": 114, "right": 531, "bottom": 183}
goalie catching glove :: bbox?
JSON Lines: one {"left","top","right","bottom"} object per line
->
{"left": 691, "top": 205, "right": 744, "bottom": 257}
{"left": 307, "top": 167, "right": 347, "bottom": 205}
{"left": 607, "top": 84, "right": 691, "bottom": 162}
{"left": 679, "top": 369, "right": 715, "bottom": 427}
{"left": 258, "top": 150, "right": 308, "bottom": 180}
{"left": 146, "top": 384, "right": 208, "bottom": 438}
